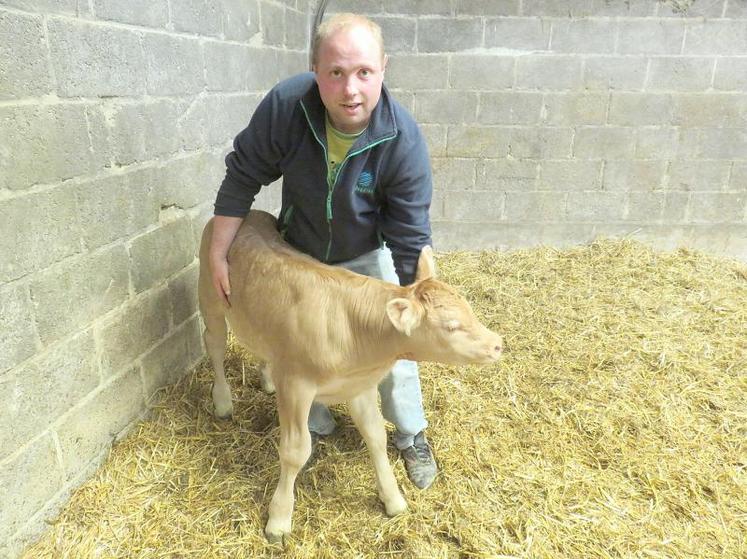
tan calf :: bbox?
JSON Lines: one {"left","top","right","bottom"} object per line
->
{"left": 198, "top": 210, "right": 503, "bottom": 543}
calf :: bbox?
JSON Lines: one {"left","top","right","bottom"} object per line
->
{"left": 198, "top": 210, "right": 503, "bottom": 543}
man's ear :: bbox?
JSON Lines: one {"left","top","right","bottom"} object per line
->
{"left": 386, "top": 298, "right": 423, "bottom": 336}
{"left": 415, "top": 245, "right": 437, "bottom": 282}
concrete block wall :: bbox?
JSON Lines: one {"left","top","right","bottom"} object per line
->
{"left": 338, "top": 0, "right": 747, "bottom": 257}
{"left": 0, "top": 0, "right": 308, "bottom": 555}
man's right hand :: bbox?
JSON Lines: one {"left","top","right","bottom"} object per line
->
{"left": 210, "top": 255, "right": 232, "bottom": 307}
{"left": 209, "top": 215, "right": 244, "bottom": 308}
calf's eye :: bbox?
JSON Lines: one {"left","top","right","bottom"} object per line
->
{"left": 445, "top": 320, "right": 461, "bottom": 332}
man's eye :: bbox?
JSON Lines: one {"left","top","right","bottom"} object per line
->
{"left": 360, "top": 69, "right": 371, "bottom": 77}
{"left": 331, "top": 70, "right": 342, "bottom": 77}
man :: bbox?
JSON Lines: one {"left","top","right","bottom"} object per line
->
{"left": 209, "top": 14, "right": 437, "bottom": 489}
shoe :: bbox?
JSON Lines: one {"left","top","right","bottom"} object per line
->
{"left": 400, "top": 431, "right": 437, "bottom": 489}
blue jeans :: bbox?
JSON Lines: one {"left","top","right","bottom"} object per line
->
{"left": 307, "top": 246, "right": 428, "bottom": 450}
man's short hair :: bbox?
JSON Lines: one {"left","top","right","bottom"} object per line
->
{"left": 312, "top": 13, "right": 385, "bottom": 66}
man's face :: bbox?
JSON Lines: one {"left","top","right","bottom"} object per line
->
{"left": 313, "top": 25, "right": 387, "bottom": 134}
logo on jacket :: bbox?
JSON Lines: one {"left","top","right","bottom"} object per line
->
{"left": 355, "top": 170, "right": 376, "bottom": 195}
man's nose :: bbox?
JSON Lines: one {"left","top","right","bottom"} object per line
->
{"left": 343, "top": 76, "right": 358, "bottom": 96}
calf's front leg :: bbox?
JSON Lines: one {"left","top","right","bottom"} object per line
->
{"left": 348, "top": 387, "right": 407, "bottom": 516}
{"left": 265, "top": 375, "right": 315, "bottom": 543}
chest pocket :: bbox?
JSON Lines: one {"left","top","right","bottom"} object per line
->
{"left": 354, "top": 170, "right": 376, "bottom": 196}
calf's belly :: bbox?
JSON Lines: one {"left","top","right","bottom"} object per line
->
{"left": 314, "top": 365, "right": 392, "bottom": 405}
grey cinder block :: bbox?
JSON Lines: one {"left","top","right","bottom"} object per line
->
{"left": 573, "top": 127, "right": 636, "bottom": 159}
{"left": 142, "top": 33, "right": 205, "bottom": 95}
{"left": 516, "top": 55, "right": 583, "bottom": 90}
{"left": 617, "top": 20, "right": 685, "bottom": 55}
{"left": 286, "top": 7, "right": 310, "bottom": 51}
{"left": 0, "top": 185, "right": 82, "bottom": 282}
{"left": 431, "top": 157, "right": 478, "bottom": 191}
{"left": 169, "top": 0, "right": 222, "bottom": 37}
{"left": 0, "top": 284, "right": 39, "bottom": 374}
{"left": 47, "top": 18, "right": 146, "bottom": 97}
{"left": 457, "top": 0, "right": 520, "bottom": 16}
{"left": 106, "top": 100, "right": 182, "bottom": 166}
{"left": 450, "top": 55, "right": 515, "bottom": 90}
{"left": 485, "top": 17, "right": 551, "bottom": 51}
{"left": 505, "top": 191, "right": 567, "bottom": 222}
{"left": 417, "top": 18, "right": 482, "bottom": 53}
{"left": 714, "top": 58, "right": 747, "bottom": 91}
{"left": 95, "top": 287, "right": 172, "bottom": 375}
{"left": 447, "top": 125, "right": 511, "bottom": 158}
{"left": 647, "top": 57, "right": 715, "bottom": 92}
{"left": 635, "top": 127, "right": 680, "bottom": 160}
{"left": 0, "top": 11, "right": 52, "bottom": 99}
{"left": 0, "top": 434, "right": 63, "bottom": 542}
{"left": 204, "top": 42, "right": 253, "bottom": 92}
{"left": 261, "top": 2, "right": 286, "bottom": 47}
{"left": 128, "top": 218, "right": 196, "bottom": 294}
{"left": 479, "top": 91, "right": 543, "bottom": 125}
{"left": 0, "top": 331, "right": 98, "bottom": 462}
{"left": 566, "top": 191, "right": 626, "bottom": 221}
{"left": 510, "top": 128, "right": 573, "bottom": 159}
{"left": 29, "top": 245, "right": 129, "bottom": 345}
{"left": 222, "top": 0, "right": 260, "bottom": 42}
{"left": 444, "top": 190, "right": 505, "bottom": 222}
{"left": 689, "top": 192, "right": 746, "bottom": 223}
{"left": 75, "top": 171, "right": 160, "bottom": 251}
{"left": 55, "top": 367, "right": 145, "bottom": 481}
{"left": 0, "top": 104, "right": 109, "bottom": 190}
{"left": 683, "top": 21, "right": 747, "bottom": 55}
{"left": 384, "top": 0, "right": 450, "bottom": 16}
{"left": 603, "top": 160, "right": 667, "bottom": 191}
{"left": 608, "top": 93, "right": 675, "bottom": 126}
{"left": 414, "top": 90, "right": 478, "bottom": 124}
{"left": 550, "top": 19, "right": 616, "bottom": 54}
{"left": 370, "top": 16, "right": 415, "bottom": 53}
{"left": 387, "top": 54, "right": 449, "bottom": 90}
{"left": 542, "top": 92, "right": 607, "bottom": 126}
{"left": 476, "top": 159, "right": 538, "bottom": 190}
{"left": 668, "top": 160, "right": 732, "bottom": 191}
{"left": 168, "top": 263, "right": 200, "bottom": 326}
{"left": 538, "top": 159, "right": 603, "bottom": 191}
{"left": 141, "top": 316, "right": 203, "bottom": 399}
{"left": 92, "top": 0, "right": 169, "bottom": 27}
{"left": 583, "top": 56, "right": 647, "bottom": 91}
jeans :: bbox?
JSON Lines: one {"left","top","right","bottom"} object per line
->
{"left": 307, "top": 246, "right": 428, "bottom": 450}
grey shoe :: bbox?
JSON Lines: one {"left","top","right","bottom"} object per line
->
{"left": 400, "top": 431, "right": 437, "bottom": 489}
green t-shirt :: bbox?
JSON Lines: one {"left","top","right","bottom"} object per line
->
{"left": 325, "top": 113, "right": 366, "bottom": 186}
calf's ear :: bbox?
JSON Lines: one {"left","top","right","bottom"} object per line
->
{"left": 415, "top": 245, "right": 437, "bottom": 281}
{"left": 386, "top": 298, "right": 423, "bottom": 336}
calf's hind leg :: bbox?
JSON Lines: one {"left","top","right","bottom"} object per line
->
{"left": 202, "top": 314, "right": 233, "bottom": 419}
{"left": 348, "top": 387, "right": 407, "bottom": 516}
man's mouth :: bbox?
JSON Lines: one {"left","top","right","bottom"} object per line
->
{"left": 342, "top": 102, "right": 361, "bottom": 112}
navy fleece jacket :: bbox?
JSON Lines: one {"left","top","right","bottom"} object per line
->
{"left": 214, "top": 72, "right": 433, "bottom": 286}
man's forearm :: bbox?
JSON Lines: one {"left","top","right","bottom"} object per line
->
{"left": 210, "top": 215, "right": 245, "bottom": 260}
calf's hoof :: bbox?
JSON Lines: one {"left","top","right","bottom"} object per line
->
{"left": 211, "top": 383, "right": 233, "bottom": 419}
{"left": 383, "top": 494, "right": 408, "bottom": 517}
{"left": 264, "top": 519, "right": 291, "bottom": 544}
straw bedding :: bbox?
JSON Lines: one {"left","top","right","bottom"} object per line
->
{"left": 23, "top": 239, "right": 746, "bottom": 558}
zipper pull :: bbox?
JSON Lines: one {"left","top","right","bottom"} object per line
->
{"left": 326, "top": 194, "right": 333, "bottom": 220}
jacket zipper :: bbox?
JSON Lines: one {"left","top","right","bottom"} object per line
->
{"left": 279, "top": 205, "right": 294, "bottom": 239}
{"left": 301, "top": 100, "right": 396, "bottom": 261}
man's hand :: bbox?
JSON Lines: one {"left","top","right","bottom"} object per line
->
{"left": 210, "top": 255, "right": 232, "bottom": 307}
{"left": 209, "top": 215, "right": 244, "bottom": 308}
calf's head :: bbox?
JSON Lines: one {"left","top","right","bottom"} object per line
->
{"left": 386, "top": 246, "right": 503, "bottom": 365}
